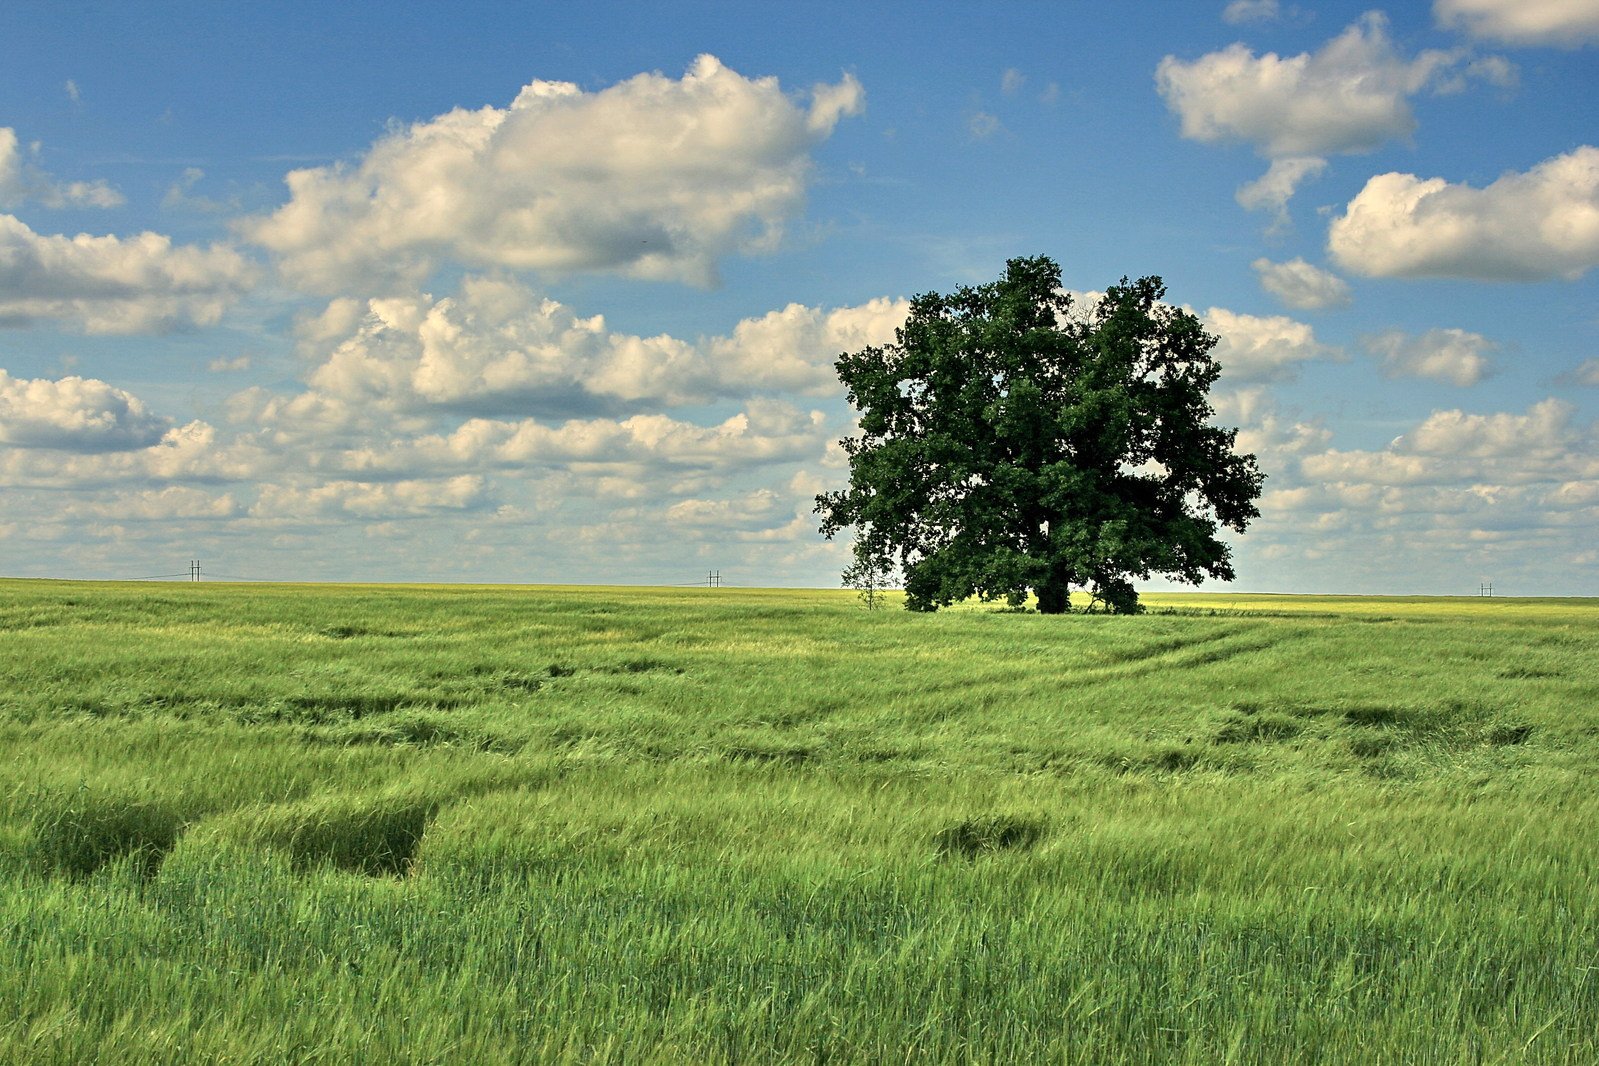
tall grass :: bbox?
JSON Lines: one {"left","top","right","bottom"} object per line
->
{"left": 1, "top": 579, "right": 1595, "bottom": 1062}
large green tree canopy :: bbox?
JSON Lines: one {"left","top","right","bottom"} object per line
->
{"left": 816, "top": 256, "right": 1264, "bottom": 614}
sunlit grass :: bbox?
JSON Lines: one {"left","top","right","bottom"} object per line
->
{"left": 1, "top": 578, "right": 1596, "bottom": 1062}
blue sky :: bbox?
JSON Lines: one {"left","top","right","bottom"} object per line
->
{"left": 1, "top": 0, "right": 1595, "bottom": 593}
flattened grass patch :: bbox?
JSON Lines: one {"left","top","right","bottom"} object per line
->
{"left": 220, "top": 794, "right": 438, "bottom": 877}
{"left": 1214, "top": 712, "right": 1302, "bottom": 744}
{"left": 30, "top": 792, "right": 185, "bottom": 879}
{"left": 934, "top": 813, "right": 1048, "bottom": 858}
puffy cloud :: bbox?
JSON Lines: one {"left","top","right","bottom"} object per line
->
{"left": 1295, "top": 449, "right": 1440, "bottom": 489}
{"left": 1571, "top": 357, "right": 1599, "bottom": 385}
{"left": 1327, "top": 146, "right": 1599, "bottom": 280}
{"left": 264, "top": 275, "right": 903, "bottom": 420}
{"left": 665, "top": 488, "right": 790, "bottom": 531}
{"left": 1235, "top": 156, "right": 1327, "bottom": 227}
{"left": 1435, "top": 0, "right": 1599, "bottom": 45}
{"left": 1400, "top": 398, "right": 1576, "bottom": 458}
{"left": 245, "top": 55, "right": 865, "bottom": 293}
{"left": 251, "top": 476, "right": 489, "bottom": 521}
{"left": 0, "top": 127, "right": 122, "bottom": 209}
{"left": 1158, "top": 14, "right": 1510, "bottom": 223}
{"left": 1234, "top": 412, "right": 1333, "bottom": 461}
{"left": 1252, "top": 257, "right": 1352, "bottom": 309}
{"left": 703, "top": 296, "right": 908, "bottom": 397}
{"left": 60, "top": 487, "right": 242, "bottom": 521}
{"left": 633, "top": 484, "right": 820, "bottom": 546}
{"left": 1362, "top": 328, "right": 1496, "bottom": 386}
{"left": 1156, "top": 14, "right": 1500, "bottom": 158}
{"left": 0, "top": 214, "right": 258, "bottom": 333}
{"left": 0, "top": 368, "right": 171, "bottom": 451}
{"left": 1202, "top": 306, "right": 1340, "bottom": 382}
{"left": 334, "top": 401, "right": 828, "bottom": 478}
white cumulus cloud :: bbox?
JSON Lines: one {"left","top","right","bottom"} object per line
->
{"left": 1252, "top": 257, "right": 1352, "bottom": 309}
{"left": 1362, "top": 328, "right": 1497, "bottom": 386}
{"left": 0, "top": 369, "right": 171, "bottom": 451}
{"left": 1156, "top": 13, "right": 1497, "bottom": 157}
{"left": 665, "top": 488, "right": 791, "bottom": 531}
{"left": 1158, "top": 14, "right": 1511, "bottom": 223}
{"left": 1400, "top": 398, "right": 1578, "bottom": 458}
{"left": 1435, "top": 0, "right": 1599, "bottom": 46}
{"left": 1202, "top": 306, "right": 1341, "bottom": 382}
{"left": 245, "top": 55, "right": 865, "bottom": 293}
{"left": 1328, "top": 146, "right": 1599, "bottom": 280}
{"left": 0, "top": 214, "right": 258, "bottom": 333}
{"left": 1235, "top": 156, "right": 1327, "bottom": 228}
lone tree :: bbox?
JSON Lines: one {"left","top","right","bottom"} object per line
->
{"left": 815, "top": 255, "right": 1264, "bottom": 614}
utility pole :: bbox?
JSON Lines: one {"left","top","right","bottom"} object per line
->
{"left": 706, "top": 570, "right": 720, "bottom": 589}
{"left": 1480, "top": 581, "right": 1492, "bottom": 597}
{"left": 190, "top": 559, "right": 201, "bottom": 582}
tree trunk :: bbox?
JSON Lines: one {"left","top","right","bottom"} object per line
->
{"left": 1035, "top": 579, "right": 1070, "bottom": 614}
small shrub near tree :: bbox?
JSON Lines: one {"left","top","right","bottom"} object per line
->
{"left": 841, "top": 540, "right": 897, "bottom": 610}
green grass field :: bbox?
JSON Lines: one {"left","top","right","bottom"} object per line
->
{"left": 1, "top": 579, "right": 1596, "bottom": 1064}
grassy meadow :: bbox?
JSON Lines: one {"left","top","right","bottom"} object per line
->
{"left": 1, "top": 578, "right": 1596, "bottom": 1063}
